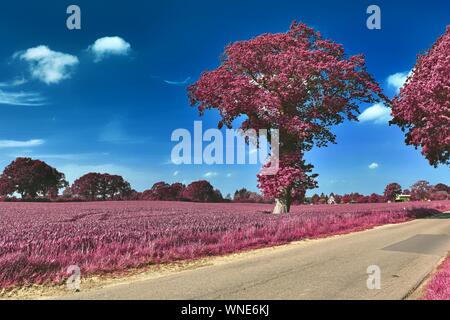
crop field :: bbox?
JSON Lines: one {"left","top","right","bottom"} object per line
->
{"left": 0, "top": 200, "right": 449, "bottom": 290}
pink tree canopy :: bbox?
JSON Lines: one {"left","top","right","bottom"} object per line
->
{"left": 391, "top": 26, "right": 450, "bottom": 166}
{"left": 188, "top": 22, "right": 386, "bottom": 212}
{"left": 0, "top": 157, "right": 67, "bottom": 199}
{"left": 384, "top": 182, "right": 402, "bottom": 202}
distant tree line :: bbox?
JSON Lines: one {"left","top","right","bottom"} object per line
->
{"left": 0, "top": 158, "right": 448, "bottom": 204}
{"left": 308, "top": 181, "right": 449, "bottom": 205}
{"left": 0, "top": 157, "right": 227, "bottom": 203}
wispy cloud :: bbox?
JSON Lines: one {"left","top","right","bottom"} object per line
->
{"left": 15, "top": 45, "right": 79, "bottom": 84}
{"left": 33, "top": 152, "right": 109, "bottom": 160}
{"left": 173, "top": 170, "right": 180, "bottom": 177}
{"left": 163, "top": 77, "right": 191, "bottom": 86}
{"left": 0, "top": 78, "right": 27, "bottom": 87}
{"left": 0, "top": 77, "right": 45, "bottom": 106}
{"left": 387, "top": 70, "right": 412, "bottom": 93}
{"left": 5, "top": 151, "right": 109, "bottom": 162}
{"left": 368, "top": 162, "right": 379, "bottom": 170}
{"left": 88, "top": 36, "right": 131, "bottom": 62}
{"left": 358, "top": 103, "right": 392, "bottom": 124}
{"left": 0, "top": 139, "right": 45, "bottom": 148}
{"left": 0, "top": 90, "right": 46, "bottom": 106}
{"left": 151, "top": 75, "right": 192, "bottom": 86}
{"left": 204, "top": 171, "right": 219, "bottom": 178}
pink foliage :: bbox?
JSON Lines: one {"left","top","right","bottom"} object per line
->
{"left": 257, "top": 153, "right": 317, "bottom": 200}
{"left": 188, "top": 22, "right": 387, "bottom": 205}
{"left": 391, "top": 26, "right": 450, "bottom": 166}
{"left": 0, "top": 200, "right": 449, "bottom": 289}
{"left": 384, "top": 183, "right": 402, "bottom": 202}
{"left": 424, "top": 255, "right": 450, "bottom": 300}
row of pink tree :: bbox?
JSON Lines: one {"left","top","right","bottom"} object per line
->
{"left": 233, "top": 188, "right": 270, "bottom": 203}
{"left": 140, "top": 180, "right": 223, "bottom": 203}
{"left": 309, "top": 182, "right": 449, "bottom": 205}
{"left": 0, "top": 157, "right": 224, "bottom": 203}
{"left": 384, "top": 181, "right": 450, "bottom": 202}
{"left": 0, "top": 157, "right": 447, "bottom": 204}
{"left": 310, "top": 193, "right": 385, "bottom": 205}
{"left": 189, "top": 22, "right": 449, "bottom": 213}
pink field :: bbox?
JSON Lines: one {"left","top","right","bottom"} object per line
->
{"left": 423, "top": 255, "right": 450, "bottom": 300}
{"left": 0, "top": 200, "right": 449, "bottom": 289}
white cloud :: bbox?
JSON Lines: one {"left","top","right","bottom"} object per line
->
{"left": 0, "top": 78, "right": 27, "bottom": 87}
{"left": 0, "top": 90, "right": 46, "bottom": 106}
{"left": 0, "top": 139, "right": 45, "bottom": 148}
{"left": 15, "top": 45, "right": 79, "bottom": 84}
{"left": 368, "top": 162, "right": 379, "bottom": 170}
{"left": 173, "top": 170, "right": 180, "bottom": 177}
{"left": 88, "top": 36, "right": 131, "bottom": 62}
{"left": 387, "top": 70, "right": 412, "bottom": 93}
{"left": 358, "top": 103, "right": 392, "bottom": 124}
{"left": 204, "top": 172, "right": 219, "bottom": 178}
{"left": 226, "top": 173, "right": 232, "bottom": 178}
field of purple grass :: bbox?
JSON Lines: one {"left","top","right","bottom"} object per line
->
{"left": 423, "top": 255, "right": 450, "bottom": 300}
{"left": 0, "top": 200, "right": 449, "bottom": 289}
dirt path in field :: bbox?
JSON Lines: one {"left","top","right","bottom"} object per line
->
{"left": 8, "top": 214, "right": 449, "bottom": 300}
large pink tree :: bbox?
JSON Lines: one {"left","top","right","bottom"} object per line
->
{"left": 188, "top": 22, "right": 386, "bottom": 213}
{"left": 391, "top": 26, "right": 450, "bottom": 166}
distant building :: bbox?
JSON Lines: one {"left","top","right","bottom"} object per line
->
{"left": 327, "top": 195, "right": 336, "bottom": 205}
{"left": 395, "top": 194, "right": 411, "bottom": 202}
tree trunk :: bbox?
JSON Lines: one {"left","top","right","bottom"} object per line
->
{"left": 273, "top": 199, "right": 288, "bottom": 214}
{"left": 273, "top": 188, "right": 292, "bottom": 214}
{"left": 273, "top": 197, "right": 292, "bottom": 213}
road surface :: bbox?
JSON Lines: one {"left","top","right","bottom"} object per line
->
{"left": 60, "top": 215, "right": 450, "bottom": 300}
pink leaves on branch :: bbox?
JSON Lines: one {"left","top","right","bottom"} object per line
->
{"left": 391, "top": 26, "right": 450, "bottom": 166}
{"left": 188, "top": 22, "right": 386, "bottom": 209}
{"left": 257, "top": 152, "right": 317, "bottom": 200}
{"left": 189, "top": 22, "right": 385, "bottom": 142}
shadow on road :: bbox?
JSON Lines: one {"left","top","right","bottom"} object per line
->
{"left": 424, "top": 212, "right": 450, "bottom": 220}
{"left": 407, "top": 208, "right": 450, "bottom": 219}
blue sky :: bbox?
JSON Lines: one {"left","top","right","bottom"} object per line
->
{"left": 0, "top": 0, "right": 448, "bottom": 196}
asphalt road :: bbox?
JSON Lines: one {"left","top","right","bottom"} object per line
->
{"left": 60, "top": 216, "right": 450, "bottom": 300}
